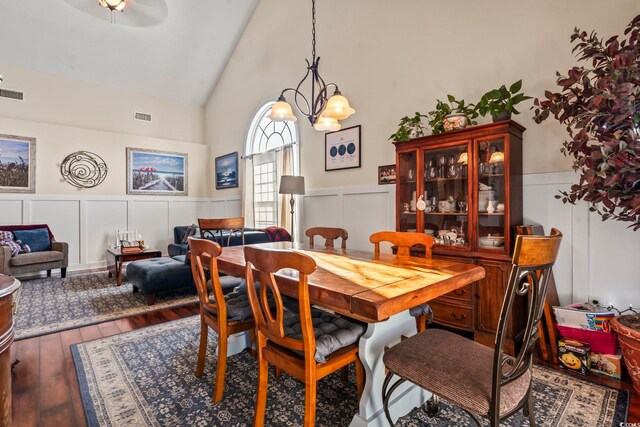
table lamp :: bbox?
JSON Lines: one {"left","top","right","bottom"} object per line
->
{"left": 278, "top": 175, "right": 305, "bottom": 242}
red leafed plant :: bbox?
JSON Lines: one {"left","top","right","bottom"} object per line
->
{"left": 533, "top": 14, "right": 640, "bottom": 230}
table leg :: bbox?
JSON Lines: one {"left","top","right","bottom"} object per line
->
{"left": 350, "top": 310, "right": 430, "bottom": 427}
{"left": 116, "top": 259, "right": 123, "bottom": 286}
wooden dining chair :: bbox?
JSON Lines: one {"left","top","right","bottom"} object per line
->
{"left": 305, "top": 227, "right": 349, "bottom": 249}
{"left": 382, "top": 229, "right": 563, "bottom": 427}
{"left": 198, "top": 217, "right": 245, "bottom": 247}
{"left": 370, "top": 231, "right": 435, "bottom": 332}
{"left": 244, "top": 245, "right": 365, "bottom": 427}
{"left": 188, "top": 237, "right": 255, "bottom": 403}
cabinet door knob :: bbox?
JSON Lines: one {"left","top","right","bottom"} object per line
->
{"left": 454, "top": 289, "right": 467, "bottom": 296}
{"left": 451, "top": 312, "right": 467, "bottom": 320}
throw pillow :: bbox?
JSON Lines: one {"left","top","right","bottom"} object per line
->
{"left": 0, "top": 231, "right": 21, "bottom": 257}
{"left": 181, "top": 224, "right": 198, "bottom": 244}
{"left": 13, "top": 228, "right": 51, "bottom": 252}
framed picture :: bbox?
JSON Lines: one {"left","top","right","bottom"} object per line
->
{"left": 215, "top": 152, "right": 239, "bottom": 189}
{"left": 126, "top": 148, "right": 188, "bottom": 195}
{"left": 0, "top": 134, "right": 36, "bottom": 193}
{"left": 378, "top": 164, "right": 396, "bottom": 185}
{"left": 325, "top": 125, "right": 361, "bottom": 171}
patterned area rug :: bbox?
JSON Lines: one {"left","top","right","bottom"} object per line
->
{"left": 14, "top": 272, "right": 197, "bottom": 339}
{"left": 72, "top": 317, "right": 629, "bottom": 427}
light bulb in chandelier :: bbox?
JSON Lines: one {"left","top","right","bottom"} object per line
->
{"left": 267, "top": 96, "right": 297, "bottom": 122}
{"left": 98, "top": 0, "right": 126, "bottom": 11}
{"left": 321, "top": 89, "right": 355, "bottom": 121}
{"left": 313, "top": 116, "right": 341, "bottom": 132}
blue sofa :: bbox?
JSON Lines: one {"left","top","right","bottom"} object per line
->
{"left": 168, "top": 225, "right": 273, "bottom": 257}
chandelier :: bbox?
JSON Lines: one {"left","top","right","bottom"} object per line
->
{"left": 98, "top": 0, "right": 125, "bottom": 12}
{"left": 267, "top": 0, "right": 355, "bottom": 132}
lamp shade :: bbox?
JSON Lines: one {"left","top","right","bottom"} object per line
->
{"left": 268, "top": 97, "right": 297, "bottom": 122}
{"left": 489, "top": 151, "right": 504, "bottom": 164}
{"left": 321, "top": 90, "right": 355, "bottom": 120}
{"left": 279, "top": 175, "right": 305, "bottom": 195}
{"left": 99, "top": 0, "right": 126, "bottom": 11}
{"left": 313, "top": 116, "right": 341, "bottom": 132}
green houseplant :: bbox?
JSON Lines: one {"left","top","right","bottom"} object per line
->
{"left": 427, "top": 95, "right": 478, "bottom": 136}
{"left": 389, "top": 112, "right": 429, "bottom": 142}
{"left": 476, "top": 79, "right": 532, "bottom": 122}
{"left": 532, "top": 13, "right": 640, "bottom": 230}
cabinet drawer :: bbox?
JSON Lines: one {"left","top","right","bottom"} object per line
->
{"left": 430, "top": 300, "right": 474, "bottom": 330}
{"left": 440, "top": 284, "right": 473, "bottom": 302}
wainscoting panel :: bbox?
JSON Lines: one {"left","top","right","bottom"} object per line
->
{"left": 31, "top": 199, "right": 81, "bottom": 266}
{"left": 0, "top": 199, "right": 22, "bottom": 224}
{"left": 302, "top": 194, "right": 340, "bottom": 234}
{"left": 341, "top": 191, "right": 392, "bottom": 251}
{"left": 170, "top": 200, "right": 210, "bottom": 230}
{"left": 132, "top": 200, "right": 170, "bottom": 256}
{"left": 85, "top": 200, "right": 128, "bottom": 264}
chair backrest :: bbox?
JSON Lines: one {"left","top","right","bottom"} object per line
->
{"left": 369, "top": 231, "right": 435, "bottom": 258}
{"left": 188, "top": 237, "right": 227, "bottom": 320}
{"left": 305, "top": 227, "right": 348, "bottom": 249}
{"left": 490, "top": 228, "right": 563, "bottom": 418}
{"left": 198, "top": 217, "right": 245, "bottom": 246}
{"left": 244, "top": 245, "right": 317, "bottom": 360}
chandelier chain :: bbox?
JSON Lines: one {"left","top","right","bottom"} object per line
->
{"left": 311, "top": 0, "right": 316, "bottom": 61}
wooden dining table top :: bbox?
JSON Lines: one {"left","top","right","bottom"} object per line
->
{"left": 215, "top": 242, "right": 486, "bottom": 323}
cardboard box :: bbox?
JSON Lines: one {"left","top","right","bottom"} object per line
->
{"left": 558, "top": 338, "right": 591, "bottom": 375}
{"left": 553, "top": 304, "right": 615, "bottom": 331}
{"left": 590, "top": 351, "right": 623, "bottom": 379}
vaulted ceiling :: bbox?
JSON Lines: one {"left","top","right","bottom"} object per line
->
{"left": 0, "top": 0, "right": 259, "bottom": 105}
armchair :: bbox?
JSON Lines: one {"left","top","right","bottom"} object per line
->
{"left": 0, "top": 224, "right": 68, "bottom": 278}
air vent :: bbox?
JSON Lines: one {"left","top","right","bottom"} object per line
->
{"left": 0, "top": 89, "right": 24, "bottom": 101}
{"left": 134, "top": 112, "right": 152, "bottom": 122}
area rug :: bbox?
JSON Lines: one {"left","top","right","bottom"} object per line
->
{"left": 14, "top": 272, "right": 198, "bottom": 339}
{"left": 72, "top": 316, "right": 629, "bottom": 426}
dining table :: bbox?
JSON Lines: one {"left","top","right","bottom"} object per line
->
{"left": 215, "top": 241, "right": 485, "bottom": 426}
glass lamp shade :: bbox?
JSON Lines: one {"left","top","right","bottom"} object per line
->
{"left": 99, "top": 0, "right": 126, "bottom": 11}
{"left": 489, "top": 151, "right": 505, "bottom": 164}
{"left": 267, "top": 99, "right": 297, "bottom": 122}
{"left": 321, "top": 91, "right": 355, "bottom": 120}
{"left": 313, "top": 116, "right": 341, "bottom": 132}
{"left": 457, "top": 152, "right": 468, "bottom": 164}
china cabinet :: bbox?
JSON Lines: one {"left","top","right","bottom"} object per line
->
{"left": 394, "top": 120, "right": 525, "bottom": 352}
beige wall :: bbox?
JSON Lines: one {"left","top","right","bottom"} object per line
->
{"left": 0, "top": 64, "right": 208, "bottom": 196}
{"left": 205, "top": 0, "right": 637, "bottom": 194}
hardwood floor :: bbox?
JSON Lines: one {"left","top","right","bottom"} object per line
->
{"left": 11, "top": 302, "right": 201, "bottom": 427}
{"left": 10, "top": 303, "right": 640, "bottom": 425}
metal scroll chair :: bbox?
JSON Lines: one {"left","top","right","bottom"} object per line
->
{"left": 244, "top": 245, "right": 365, "bottom": 427}
{"left": 305, "top": 227, "right": 349, "bottom": 249}
{"left": 381, "top": 228, "right": 563, "bottom": 426}
{"left": 369, "top": 231, "right": 435, "bottom": 332}
{"left": 188, "top": 237, "right": 255, "bottom": 403}
{"left": 198, "top": 217, "right": 245, "bottom": 247}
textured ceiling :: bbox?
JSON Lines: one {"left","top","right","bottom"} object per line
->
{"left": 0, "top": 0, "right": 259, "bottom": 105}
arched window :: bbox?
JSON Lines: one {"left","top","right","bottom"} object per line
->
{"left": 245, "top": 101, "right": 299, "bottom": 229}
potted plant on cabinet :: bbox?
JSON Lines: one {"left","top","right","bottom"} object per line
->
{"left": 476, "top": 79, "right": 532, "bottom": 122}
{"left": 389, "top": 112, "right": 429, "bottom": 142}
{"left": 427, "top": 95, "right": 478, "bottom": 135}
{"left": 611, "top": 314, "right": 640, "bottom": 396}
{"left": 532, "top": 13, "right": 640, "bottom": 230}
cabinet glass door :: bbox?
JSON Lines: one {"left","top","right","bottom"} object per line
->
{"left": 476, "top": 136, "right": 507, "bottom": 252}
{"left": 422, "top": 143, "right": 470, "bottom": 248}
{"left": 397, "top": 151, "right": 418, "bottom": 232}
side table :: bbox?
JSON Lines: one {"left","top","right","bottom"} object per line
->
{"left": 0, "top": 274, "right": 20, "bottom": 426}
{"left": 106, "top": 248, "right": 162, "bottom": 286}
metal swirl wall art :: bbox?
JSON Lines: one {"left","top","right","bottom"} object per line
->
{"left": 60, "top": 151, "right": 108, "bottom": 189}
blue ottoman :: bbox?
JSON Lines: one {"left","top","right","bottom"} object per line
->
{"left": 126, "top": 256, "right": 194, "bottom": 305}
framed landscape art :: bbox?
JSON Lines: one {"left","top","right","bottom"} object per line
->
{"left": 215, "top": 152, "right": 238, "bottom": 189}
{"left": 0, "top": 134, "right": 36, "bottom": 193}
{"left": 126, "top": 148, "right": 188, "bottom": 195}
{"left": 325, "top": 125, "right": 361, "bottom": 171}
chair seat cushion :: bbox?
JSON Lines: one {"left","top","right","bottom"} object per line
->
{"left": 203, "top": 279, "right": 266, "bottom": 322}
{"left": 383, "top": 328, "right": 530, "bottom": 417}
{"left": 409, "top": 303, "right": 432, "bottom": 318}
{"left": 283, "top": 309, "right": 365, "bottom": 364}
{"left": 10, "top": 251, "right": 63, "bottom": 266}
